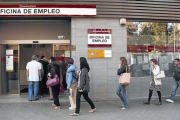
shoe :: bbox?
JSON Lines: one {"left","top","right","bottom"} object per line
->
{"left": 69, "top": 107, "right": 75, "bottom": 110}
{"left": 54, "top": 106, "right": 61, "bottom": 109}
{"left": 143, "top": 101, "right": 150, "bottom": 105}
{"left": 89, "top": 108, "right": 96, "bottom": 113}
{"left": 121, "top": 107, "right": 127, "bottom": 110}
{"left": 166, "top": 99, "right": 174, "bottom": 103}
{"left": 52, "top": 103, "right": 56, "bottom": 107}
{"left": 121, "top": 105, "right": 125, "bottom": 107}
{"left": 48, "top": 98, "right": 53, "bottom": 101}
{"left": 34, "top": 98, "right": 39, "bottom": 101}
{"left": 155, "top": 102, "right": 162, "bottom": 106}
{"left": 70, "top": 113, "right": 79, "bottom": 116}
{"left": 29, "top": 99, "right": 32, "bottom": 102}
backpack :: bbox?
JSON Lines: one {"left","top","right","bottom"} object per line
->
{"left": 72, "top": 71, "right": 79, "bottom": 81}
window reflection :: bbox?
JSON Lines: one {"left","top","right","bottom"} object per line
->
{"left": 127, "top": 22, "right": 180, "bottom": 77}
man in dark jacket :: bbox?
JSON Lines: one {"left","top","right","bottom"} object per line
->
{"left": 39, "top": 56, "right": 49, "bottom": 96}
{"left": 166, "top": 58, "right": 180, "bottom": 103}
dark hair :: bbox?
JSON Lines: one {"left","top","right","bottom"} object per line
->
{"left": 150, "top": 59, "right": 158, "bottom": 64}
{"left": 120, "top": 57, "right": 130, "bottom": 72}
{"left": 36, "top": 55, "right": 39, "bottom": 58}
{"left": 50, "top": 57, "right": 56, "bottom": 62}
{"left": 175, "top": 58, "right": 180, "bottom": 62}
{"left": 50, "top": 69, "right": 56, "bottom": 79}
{"left": 80, "top": 57, "right": 90, "bottom": 72}
{"left": 67, "top": 58, "right": 74, "bottom": 64}
{"left": 41, "top": 56, "right": 45, "bottom": 59}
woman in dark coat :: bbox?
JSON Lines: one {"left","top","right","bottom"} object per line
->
{"left": 70, "top": 57, "right": 96, "bottom": 116}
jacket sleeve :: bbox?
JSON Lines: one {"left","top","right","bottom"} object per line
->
{"left": 152, "top": 65, "right": 160, "bottom": 76}
{"left": 79, "top": 69, "right": 86, "bottom": 90}
{"left": 66, "top": 71, "right": 72, "bottom": 88}
{"left": 117, "top": 66, "right": 126, "bottom": 75}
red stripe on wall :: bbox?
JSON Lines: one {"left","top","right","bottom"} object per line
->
{"left": 0, "top": 4, "right": 96, "bottom": 8}
{"left": 88, "top": 29, "right": 112, "bottom": 34}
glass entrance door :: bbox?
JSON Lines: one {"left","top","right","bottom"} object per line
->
{"left": 1, "top": 44, "right": 19, "bottom": 94}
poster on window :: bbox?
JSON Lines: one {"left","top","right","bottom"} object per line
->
{"left": 65, "top": 51, "right": 70, "bottom": 57}
{"left": 6, "top": 56, "right": 13, "bottom": 72}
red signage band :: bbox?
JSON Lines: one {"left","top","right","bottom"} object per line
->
{"left": 0, "top": 4, "right": 96, "bottom": 8}
{"left": 88, "top": 44, "right": 112, "bottom": 47}
{"left": 88, "top": 29, "right": 112, "bottom": 34}
{"left": 127, "top": 45, "right": 178, "bottom": 52}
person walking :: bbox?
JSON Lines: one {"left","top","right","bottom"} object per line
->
{"left": 47, "top": 57, "right": 60, "bottom": 100}
{"left": 143, "top": 59, "right": 162, "bottom": 106}
{"left": 47, "top": 69, "right": 61, "bottom": 109}
{"left": 66, "top": 58, "right": 78, "bottom": 110}
{"left": 70, "top": 57, "right": 96, "bottom": 116}
{"left": 116, "top": 57, "right": 130, "bottom": 110}
{"left": 26, "top": 55, "right": 42, "bottom": 101}
{"left": 166, "top": 58, "right": 180, "bottom": 103}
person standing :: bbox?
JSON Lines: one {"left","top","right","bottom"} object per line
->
{"left": 39, "top": 55, "right": 49, "bottom": 96}
{"left": 62, "top": 61, "right": 68, "bottom": 91}
{"left": 47, "top": 57, "right": 60, "bottom": 100}
{"left": 66, "top": 58, "right": 78, "bottom": 110}
{"left": 70, "top": 57, "right": 96, "bottom": 116}
{"left": 48, "top": 69, "right": 61, "bottom": 109}
{"left": 26, "top": 55, "right": 42, "bottom": 101}
{"left": 166, "top": 58, "right": 180, "bottom": 103}
{"left": 116, "top": 57, "right": 130, "bottom": 110}
{"left": 144, "top": 59, "right": 162, "bottom": 106}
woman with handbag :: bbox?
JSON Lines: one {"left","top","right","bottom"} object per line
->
{"left": 70, "top": 57, "right": 96, "bottom": 116}
{"left": 66, "top": 58, "right": 78, "bottom": 110}
{"left": 143, "top": 59, "right": 162, "bottom": 106}
{"left": 47, "top": 69, "right": 61, "bottom": 109}
{"left": 116, "top": 57, "right": 130, "bottom": 110}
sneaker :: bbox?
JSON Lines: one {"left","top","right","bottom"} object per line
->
{"left": 69, "top": 107, "right": 75, "bottom": 110}
{"left": 70, "top": 113, "right": 79, "bottom": 116}
{"left": 166, "top": 99, "right": 174, "bottom": 103}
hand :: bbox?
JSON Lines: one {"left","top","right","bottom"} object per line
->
{"left": 79, "top": 89, "right": 83, "bottom": 92}
{"left": 40, "top": 78, "right": 42, "bottom": 81}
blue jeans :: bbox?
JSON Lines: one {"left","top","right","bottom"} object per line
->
{"left": 170, "top": 79, "right": 180, "bottom": 101}
{"left": 116, "top": 84, "right": 129, "bottom": 108}
{"left": 28, "top": 81, "right": 39, "bottom": 100}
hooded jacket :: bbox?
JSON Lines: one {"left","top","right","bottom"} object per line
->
{"left": 66, "top": 65, "right": 77, "bottom": 88}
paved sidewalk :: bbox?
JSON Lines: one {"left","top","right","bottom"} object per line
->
{"left": 0, "top": 94, "right": 180, "bottom": 120}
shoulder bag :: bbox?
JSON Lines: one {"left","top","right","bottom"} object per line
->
{"left": 119, "top": 66, "right": 131, "bottom": 85}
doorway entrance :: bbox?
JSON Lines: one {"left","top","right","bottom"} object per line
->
{"left": 0, "top": 42, "right": 70, "bottom": 94}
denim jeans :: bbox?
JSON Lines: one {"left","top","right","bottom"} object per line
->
{"left": 28, "top": 81, "right": 39, "bottom": 100}
{"left": 116, "top": 84, "right": 129, "bottom": 108}
{"left": 170, "top": 79, "right": 180, "bottom": 101}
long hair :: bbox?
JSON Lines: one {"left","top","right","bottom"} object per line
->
{"left": 120, "top": 57, "right": 130, "bottom": 73}
{"left": 50, "top": 69, "right": 56, "bottom": 79}
{"left": 80, "top": 57, "right": 90, "bottom": 72}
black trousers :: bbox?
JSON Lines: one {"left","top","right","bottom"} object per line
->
{"left": 62, "top": 75, "right": 67, "bottom": 90}
{"left": 52, "top": 84, "right": 60, "bottom": 106}
{"left": 39, "top": 77, "right": 48, "bottom": 95}
{"left": 75, "top": 90, "right": 95, "bottom": 114}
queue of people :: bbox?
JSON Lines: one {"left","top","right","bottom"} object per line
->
{"left": 26, "top": 55, "right": 180, "bottom": 116}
